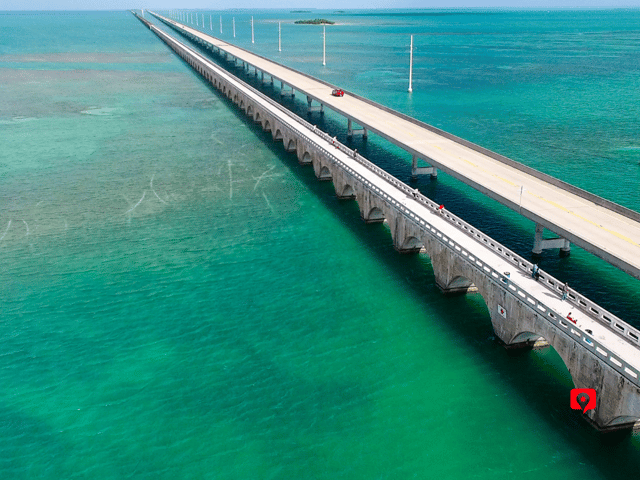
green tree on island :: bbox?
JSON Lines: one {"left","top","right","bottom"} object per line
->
{"left": 294, "top": 19, "right": 335, "bottom": 25}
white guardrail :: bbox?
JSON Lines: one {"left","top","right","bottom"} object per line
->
{"left": 142, "top": 13, "right": 640, "bottom": 387}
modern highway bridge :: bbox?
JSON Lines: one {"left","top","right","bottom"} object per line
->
{"left": 135, "top": 11, "right": 640, "bottom": 432}
{"left": 150, "top": 10, "right": 640, "bottom": 284}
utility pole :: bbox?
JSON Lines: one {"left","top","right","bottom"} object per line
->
{"left": 408, "top": 35, "right": 414, "bottom": 93}
{"left": 322, "top": 26, "right": 326, "bottom": 66}
{"left": 251, "top": 16, "right": 254, "bottom": 43}
{"left": 279, "top": 22, "right": 281, "bottom": 52}
{"left": 233, "top": 18, "right": 236, "bottom": 37}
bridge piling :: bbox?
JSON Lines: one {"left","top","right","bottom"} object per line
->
{"left": 411, "top": 155, "right": 438, "bottom": 179}
{"left": 532, "top": 223, "right": 571, "bottom": 256}
{"left": 347, "top": 118, "right": 367, "bottom": 138}
{"left": 307, "top": 96, "right": 323, "bottom": 114}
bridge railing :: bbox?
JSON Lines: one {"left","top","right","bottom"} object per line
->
{"left": 146, "top": 15, "right": 640, "bottom": 385}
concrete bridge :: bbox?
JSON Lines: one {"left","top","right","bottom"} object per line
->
{"left": 150, "top": 10, "right": 640, "bottom": 283}
{"left": 135, "top": 12, "right": 640, "bottom": 432}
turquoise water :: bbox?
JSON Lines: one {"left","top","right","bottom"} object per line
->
{"left": 1, "top": 9, "right": 639, "bottom": 479}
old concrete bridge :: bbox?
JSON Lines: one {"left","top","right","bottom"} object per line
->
{"left": 134, "top": 12, "right": 640, "bottom": 432}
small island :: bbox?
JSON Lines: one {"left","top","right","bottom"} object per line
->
{"left": 294, "top": 19, "right": 335, "bottom": 25}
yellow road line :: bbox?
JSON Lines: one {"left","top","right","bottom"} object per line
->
{"left": 526, "top": 191, "right": 640, "bottom": 248}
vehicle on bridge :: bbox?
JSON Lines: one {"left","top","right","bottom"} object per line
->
{"left": 331, "top": 88, "right": 344, "bottom": 97}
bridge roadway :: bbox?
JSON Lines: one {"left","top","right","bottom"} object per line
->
{"left": 150, "top": 11, "right": 640, "bottom": 282}
{"left": 136, "top": 12, "right": 640, "bottom": 430}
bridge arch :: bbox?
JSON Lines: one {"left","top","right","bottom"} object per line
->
{"left": 318, "top": 165, "right": 332, "bottom": 181}
{"left": 606, "top": 415, "right": 640, "bottom": 429}
{"left": 274, "top": 129, "right": 283, "bottom": 141}
{"left": 510, "top": 330, "right": 549, "bottom": 347}
{"left": 396, "top": 235, "right": 424, "bottom": 254}
{"left": 333, "top": 184, "right": 356, "bottom": 200}
{"left": 442, "top": 274, "right": 477, "bottom": 295}
{"left": 299, "top": 151, "right": 312, "bottom": 165}
{"left": 255, "top": 111, "right": 261, "bottom": 122}
{"left": 263, "top": 120, "right": 271, "bottom": 132}
{"left": 286, "top": 139, "right": 296, "bottom": 152}
{"left": 247, "top": 105, "right": 254, "bottom": 117}
{"left": 364, "top": 206, "right": 385, "bottom": 223}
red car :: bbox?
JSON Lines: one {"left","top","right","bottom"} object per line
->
{"left": 331, "top": 89, "right": 344, "bottom": 97}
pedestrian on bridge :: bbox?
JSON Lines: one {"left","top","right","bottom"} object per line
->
{"left": 532, "top": 264, "right": 540, "bottom": 280}
{"left": 562, "top": 282, "right": 569, "bottom": 300}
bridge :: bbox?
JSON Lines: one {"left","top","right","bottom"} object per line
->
{"left": 134, "top": 12, "right": 640, "bottom": 432}
{"left": 150, "top": 10, "right": 640, "bottom": 283}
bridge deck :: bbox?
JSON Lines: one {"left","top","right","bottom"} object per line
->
{"left": 151, "top": 12, "right": 640, "bottom": 281}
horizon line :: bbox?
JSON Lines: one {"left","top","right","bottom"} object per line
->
{"left": 2, "top": 6, "right": 640, "bottom": 12}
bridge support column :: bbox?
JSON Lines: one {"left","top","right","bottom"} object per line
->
{"left": 411, "top": 155, "right": 438, "bottom": 179}
{"left": 347, "top": 119, "right": 367, "bottom": 139}
{"left": 280, "top": 84, "right": 294, "bottom": 98}
{"left": 307, "top": 96, "right": 324, "bottom": 114}
{"left": 532, "top": 223, "right": 570, "bottom": 256}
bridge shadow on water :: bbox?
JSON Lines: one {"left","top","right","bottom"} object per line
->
{"left": 198, "top": 74, "right": 640, "bottom": 474}
{"left": 162, "top": 24, "right": 640, "bottom": 472}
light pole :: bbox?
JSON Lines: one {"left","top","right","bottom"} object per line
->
{"left": 323, "top": 26, "right": 326, "bottom": 66}
{"left": 408, "top": 35, "right": 414, "bottom": 93}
